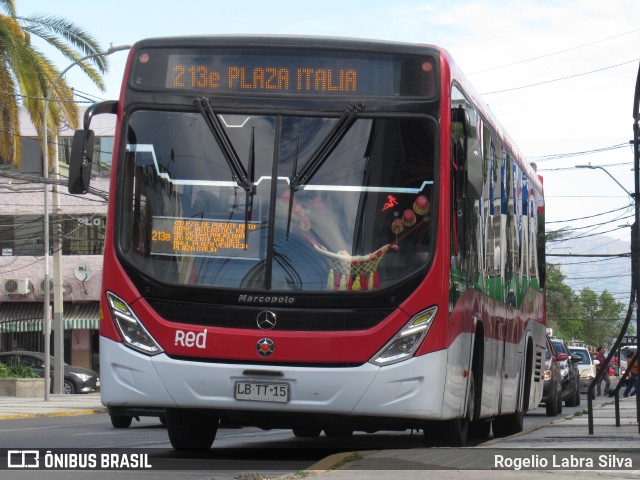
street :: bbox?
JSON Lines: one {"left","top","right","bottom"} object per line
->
{"left": 0, "top": 391, "right": 618, "bottom": 479}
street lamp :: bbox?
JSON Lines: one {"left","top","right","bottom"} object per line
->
{"left": 576, "top": 162, "right": 640, "bottom": 432}
{"left": 42, "top": 44, "right": 130, "bottom": 399}
{"left": 575, "top": 164, "right": 634, "bottom": 204}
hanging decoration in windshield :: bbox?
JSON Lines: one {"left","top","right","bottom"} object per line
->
{"left": 131, "top": 48, "right": 437, "bottom": 97}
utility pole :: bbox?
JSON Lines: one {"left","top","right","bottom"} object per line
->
{"left": 42, "top": 44, "right": 130, "bottom": 397}
{"left": 632, "top": 60, "right": 640, "bottom": 429}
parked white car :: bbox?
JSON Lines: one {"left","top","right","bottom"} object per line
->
{"left": 569, "top": 346, "right": 598, "bottom": 396}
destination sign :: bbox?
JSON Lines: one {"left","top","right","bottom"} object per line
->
{"left": 165, "top": 53, "right": 397, "bottom": 96}
{"left": 130, "top": 47, "right": 436, "bottom": 97}
{"left": 150, "top": 216, "right": 260, "bottom": 259}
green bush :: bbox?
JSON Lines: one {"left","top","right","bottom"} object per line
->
{"left": 0, "top": 363, "right": 39, "bottom": 378}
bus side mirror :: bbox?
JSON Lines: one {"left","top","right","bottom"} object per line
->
{"left": 68, "top": 129, "right": 95, "bottom": 194}
{"left": 464, "top": 136, "right": 483, "bottom": 199}
{"left": 451, "top": 106, "right": 483, "bottom": 199}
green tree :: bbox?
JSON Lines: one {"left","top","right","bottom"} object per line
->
{"left": 0, "top": 0, "right": 107, "bottom": 169}
{"left": 545, "top": 264, "right": 580, "bottom": 339}
{"left": 576, "top": 288, "right": 625, "bottom": 348}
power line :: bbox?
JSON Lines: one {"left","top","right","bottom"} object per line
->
{"left": 468, "top": 28, "right": 640, "bottom": 75}
{"left": 547, "top": 253, "right": 630, "bottom": 258}
{"left": 0, "top": 88, "right": 94, "bottom": 103}
{"left": 72, "top": 88, "right": 109, "bottom": 102}
{"left": 481, "top": 58, "right": 639, "bottom": 96}
{"left": 550, "top": 257, "right": 628, "bottom": 266}
{"left": 531, "top": 143, "right": 630, "bottom": 162}
{"left": 547, "top": 205, "right": 630, "bottom": 224}
{"left": 540, "top": 162, "right": 633, "bottom": 172}
{"left": 549, "top": 213, "right": 634, "bottom": 234}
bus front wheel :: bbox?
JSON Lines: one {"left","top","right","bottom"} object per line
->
{"left": 426, "top": 372, "right": 474, "bottom": 446}
{"left": 166, "top": 409, "right": 218, "bottom": 450}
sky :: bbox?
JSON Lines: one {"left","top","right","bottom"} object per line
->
{"left": 16, "top": 0, "right": 640, "bottom": 299}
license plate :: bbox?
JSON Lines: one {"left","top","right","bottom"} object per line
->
{"left": 234, "top": 382, "right": 289, "bottom": 403}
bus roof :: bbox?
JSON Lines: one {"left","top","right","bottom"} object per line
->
{"left": 133, "top": 34, "right": 442, "bottom": 55}
{"left": 128, "top": 34, "right": 542, "bottom": 195}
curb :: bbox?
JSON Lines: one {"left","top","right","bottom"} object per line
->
{"left": 0, "top": 408, "right": 107, "bottom": 421}
{"left": 306, "top": 450, "right": 378, "bottom": 472}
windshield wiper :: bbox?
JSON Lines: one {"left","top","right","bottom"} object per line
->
{"left": 290, "top": 102, "right": 364, "bottom": 190}
{"left": 195, "top": 97, "right": 255, "bottom": 247}
{"left": 286, "top": 102, "right": 364, "bottom": 238}
{"left": 195, "top": 97, "right": 251, "bottom": 190}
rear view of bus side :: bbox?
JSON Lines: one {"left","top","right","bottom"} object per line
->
{"left": 68, "top": 36, "right": 546, "bottom": 448}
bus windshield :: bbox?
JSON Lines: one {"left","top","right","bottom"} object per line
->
{"left": 119, "top": 109, "right": 436, "bottom": 293}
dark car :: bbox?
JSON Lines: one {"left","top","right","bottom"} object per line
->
{"left": 551, "top": 338, "right": 581, "bottom": 407}
{"left": 0, "top": 351, "right": 99, "bottom": 394}
{"left": 541, "top": 336, "right": 563, "bottom": 416}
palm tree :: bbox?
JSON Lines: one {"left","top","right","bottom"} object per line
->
{"left": 0, "top": 0, "right": 107, "bottom": 170}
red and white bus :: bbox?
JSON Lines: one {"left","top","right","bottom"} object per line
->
{"left": 69, "top": 35, "right": 547, "bottom": 448}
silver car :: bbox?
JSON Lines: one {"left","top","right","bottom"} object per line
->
{"left": 569, "top": 346, "right": 597, "bottom": 396}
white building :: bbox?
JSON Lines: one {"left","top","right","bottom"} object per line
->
{"left": 0, "top": 108, "right": 114, "bottom": 371}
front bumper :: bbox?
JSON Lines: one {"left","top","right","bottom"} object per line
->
{"left": 579, "top": 377, "right": 594, "bottom": 393}
{"left": 99, "top": 336, "right": 452, "bottom": 424}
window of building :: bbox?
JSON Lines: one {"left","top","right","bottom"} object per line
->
{"left": 0, "top": 214, "right": 106, "bottom": 256}
{"left": 0, "top": 215, "right": 44, "bottom": 256}
{"left": 61, "top": 215, "right": 106, "bottom": 255}
{"left": 58, "top": 136, "right": 113, "bottom": 176}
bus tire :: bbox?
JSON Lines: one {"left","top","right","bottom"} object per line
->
{"left": 492, "top": 409, "right": 524, "bottom": 437}
{"left": 493, "top": 343, "right": 530, "bottom": 437}
{"left": 292, "top": 426, "right": 322, "bottom": 438}
{"left": 431, "top": 371, "right": 475, "bottom": 446}
{"left": 445, "top": 417, "right": 469, "bottom": 446}
{"left": 166, "top": 409, "right": 218, "bottom": 450}
{"left": 110, "top": 415, "right": 132, "bottom": 429}
{"left": 468, "top": 419, "right": 491, "bottom": 439}
{"left": 323, "top": 426, "right": 353, "bottom": 438}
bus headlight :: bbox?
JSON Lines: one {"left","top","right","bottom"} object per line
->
{"left": 370, "top": 306, "right": 437, "bottom": 366}
{"left": 106, "top": 292, "right": 163, "bottom": 356}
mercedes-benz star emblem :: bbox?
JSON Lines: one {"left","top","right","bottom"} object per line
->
{"left": 256, "top": 338, "right": 275, "bottom": 357}
{"left": 257, "top": 311, "right": 277, "bottom": 330}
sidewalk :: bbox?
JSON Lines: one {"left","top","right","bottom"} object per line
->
{"left": 0, "top": 392, "right": 105, "bottom": 420}
{"left": 311, "top": 397, "right": 640, "bottom": 478}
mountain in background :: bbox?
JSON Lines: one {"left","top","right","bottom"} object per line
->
{"left": 548, "top": 234, "right": 631, "bottom": 304}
